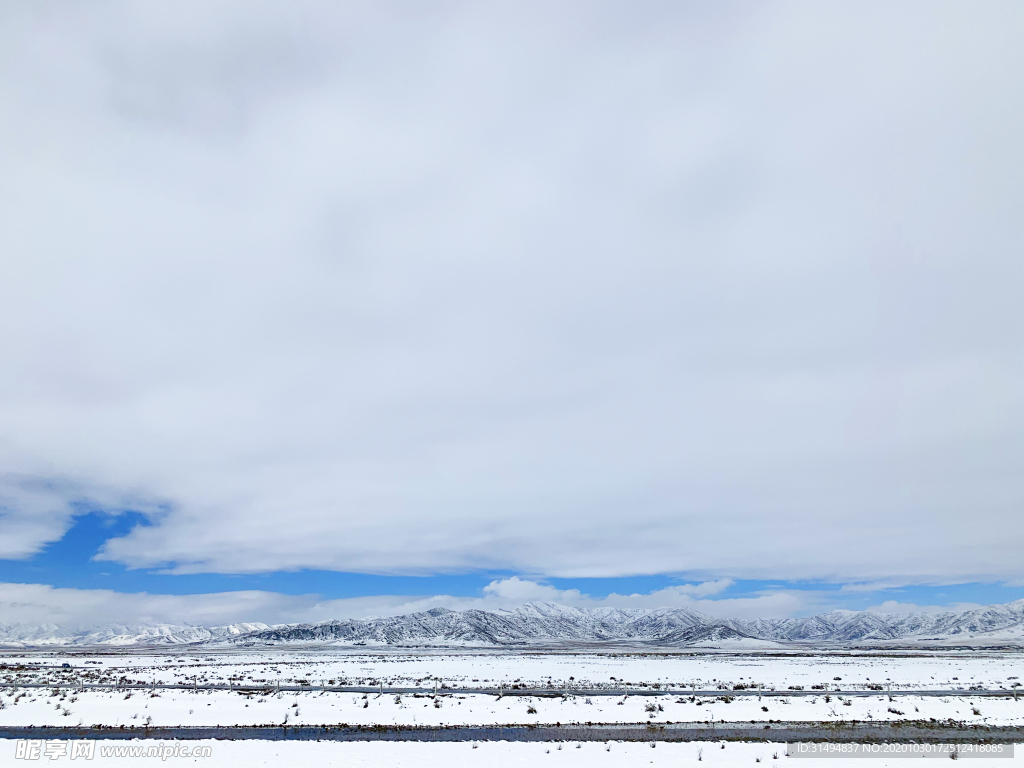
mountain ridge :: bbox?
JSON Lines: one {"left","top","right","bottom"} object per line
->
{"left": 1, "top": 599, "right": 1022, "bottom": 649}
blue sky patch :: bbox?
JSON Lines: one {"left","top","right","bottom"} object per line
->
{"left": 1, "top": 512, "right": 1020, "bottom": 615}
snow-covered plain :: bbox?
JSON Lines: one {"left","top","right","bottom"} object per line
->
{"left": 1, "top": 650, "right": 1021, "bottom": 728}
{"left": 5, "top": 648, "right": 1024, "bottom": 690}
{"left": 3, "top": 688, "right": 1024, "bottom": 728}
{"left": 4, "top": 739, "right": 1017, "bottom": 768}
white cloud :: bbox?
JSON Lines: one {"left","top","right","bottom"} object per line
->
{"left": 312, "top": 587, "right": 807, "bottom": 623}
{"left": 593, "top": 587, "right": 809, "bottom": 621}
{"left": 474, "top": 576, "right": 740, "bottom": 612}
{"left": 0, "top": 1, "right": 1021, "bottom": 585}
{"left": 0, "top": 478, "right": 79, "bottom": 559}
{"left": 839, "top": 581, "right": 907, "bottom": 593}
{"left": 0, "top": 582, "right": 304, "bottom": 629}
{"left": 481, "top": 576, "right": 582, "bottom": 603}
{"left": 0, "top": 475, "right": 163, "bottom": 559}
{"left": 0, "top": 578, "right": 805, "bottom": 628}
{"left": 11, "top": 578, "right": 1014, "bottom": 629}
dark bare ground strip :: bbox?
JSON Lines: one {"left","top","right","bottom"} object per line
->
{"left": 0, "top": 683, "right": 1017, "bottom": 698}
{"left": 1, "top": 722, "right": 1021, "bottom": 743}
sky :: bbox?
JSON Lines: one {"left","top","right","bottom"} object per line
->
{"left": 0, "top": 1, "right": 1022, "bottom": 629}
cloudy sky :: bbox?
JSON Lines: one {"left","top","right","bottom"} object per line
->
{"left": 1, "top": 0, "right": 1022, "bottom": 628}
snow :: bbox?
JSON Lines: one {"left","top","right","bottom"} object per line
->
{"left": 5, "top": 647, "right": 1022, "bottom": 692}
{"left": 3, "top": 688, "right": 1023, "bottom": 728}
{"left": 2, "top": 650, "right": 1022, "bottom": 728}
{"left": 3, "top": 600, "right": 1023, "bottom": 648}
{"left": 0, "top": 739, "right": 1020, "bottom": 768}
{"left": 0, "top": 688, "right": 1019, "bottom": 729}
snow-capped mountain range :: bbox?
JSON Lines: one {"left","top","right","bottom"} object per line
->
{"left": 2, "top": 600, "right": 1023, "bottom": 649}
{"left": 0, "top": 622, "right": 269, "bottom": 649}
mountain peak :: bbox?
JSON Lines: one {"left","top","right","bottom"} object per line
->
{"left": 3, "top": 599, "right": 1023, "bottom": 649}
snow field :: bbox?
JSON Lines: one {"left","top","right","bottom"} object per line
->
{"left": 3, "top": 650, "right": 1021, "bottom": 692}
{"left": 2, "top": 688, "right": 1023, "bottom": 728}
{"left": 1, "top": 739, "right": 1022, "bottom": 768}
{"left": 2, "top": 651, "right": 1022, "bottom": 728}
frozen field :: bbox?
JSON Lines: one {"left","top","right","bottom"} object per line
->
{"left": 1, "top": 649, "right": 1021, "bottom": 729}
{"left": 4, "top": 648, "right": 1022, "bottom": 690}
{"left": 2, "top": 687, "right": 1022, "bottom": 728}
{"left": 0, "top": 739, "right": 1021, "bottom": 768}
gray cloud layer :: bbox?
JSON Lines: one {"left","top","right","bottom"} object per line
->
{"left": 0, "top": 1, "right": 1021, "bottom": 582}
